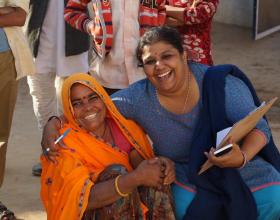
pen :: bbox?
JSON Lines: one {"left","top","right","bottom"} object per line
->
{"left": 54, "top": 128, "right": 71, "bottom": 145}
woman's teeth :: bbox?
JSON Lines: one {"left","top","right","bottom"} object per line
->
{"left": 158, "top": 71, "right": 171, "bottom": 78}
{"left": 85, "top": 113, "right": 97, "bottom": 120}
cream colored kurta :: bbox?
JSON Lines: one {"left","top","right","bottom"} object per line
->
{"left": 1, "top": 0, "right": 35, "bottom": 79}
{"left": 89, "top": 0, "right": 145, "bottom": 89}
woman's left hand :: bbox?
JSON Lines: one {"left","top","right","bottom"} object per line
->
{"left": 158, "top": 157, "right": 176, "bottom": 185}
{"left": 205, "top": 143, "right": 244, "bottom": 168}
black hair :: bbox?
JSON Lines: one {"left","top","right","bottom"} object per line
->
{"left": 136, "top": 26, "right": 184, "bottom": 66}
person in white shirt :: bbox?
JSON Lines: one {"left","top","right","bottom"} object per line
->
{"left": 27, "top": 0, "right": 90, "bottom": 176}
{"left": 64, "top": 0, "right": 166, "bottom": 94}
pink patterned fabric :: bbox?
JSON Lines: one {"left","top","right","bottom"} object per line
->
{"left": 108, "top": 118, "right": 133, "bottom": 154}
{"left": 167, "top": 0, "right": 219, "bottom": 65}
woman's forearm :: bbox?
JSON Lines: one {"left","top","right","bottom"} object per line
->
{"left": 206, "top": 129, "right": 268, "bottom": 169}
{"left": 240, "top": 129, "right": 267, "bottom": 161}
{"left": 87, "top": 171, "right": 141, "bottom": 209}
{"left": 87, "top": 158, "right": 165, "bottom": 209}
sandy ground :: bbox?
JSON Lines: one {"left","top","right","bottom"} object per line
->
{"left": 0, "top": 22, "right": 279, "bottom": 220}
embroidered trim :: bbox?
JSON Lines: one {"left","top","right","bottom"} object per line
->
{"left": 77, "top": 179, "right": 91, "bottom": 218}
{"left": 174, "top": 180, "right": 196, "bottom": 193}
{"left": 250, "top": 182, "right": 280, "bottom": 192}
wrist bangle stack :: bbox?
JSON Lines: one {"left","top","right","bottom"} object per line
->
{"left": 47, "top": 116, "right": 62, "bottom": 129}
{"left": 239, "top": 151, "right": 248, "bottom": 169}
{"left": 114, "top": 175, "right": 129, "bottom": 197}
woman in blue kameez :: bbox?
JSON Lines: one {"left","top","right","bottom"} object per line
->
{"left": 111, "top": 26, "right": 280, "bottom": 220}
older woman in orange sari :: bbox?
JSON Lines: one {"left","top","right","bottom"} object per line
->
{"left": 40, "top": 73, "right": 175, "bottom": 220}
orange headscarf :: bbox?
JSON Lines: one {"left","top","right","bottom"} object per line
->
{"left": 41, "top": 73, "right": 154, "bottom": 220}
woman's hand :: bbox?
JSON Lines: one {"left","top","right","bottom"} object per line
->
{"left": 165, "top": 16, "right": 184, "bottom": 27}
{"left": 134, "top": 158, "right": 165, "bottom": 188}
{"left": 41, "top": 117, "right": 65, "bottom": 163}
{"left": 205, "top": 143, "right": 244, "bottom": 168}
{"left": 158, "top": 157, "right": 176, "bottom": 185}
{"left": 164, "top": 5, "right": 185, "bottom": 23}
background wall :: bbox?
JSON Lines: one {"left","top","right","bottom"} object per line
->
{"left": 214, "top": 0, "right": 254, "bottom": 27}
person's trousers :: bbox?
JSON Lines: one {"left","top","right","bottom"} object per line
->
{"left": 27, "top": 73, "right": 65, "bottom": 131}
{"left": 172, "top": 182, "right": 280, "bottom": 220}
{"left": 0, "top": 50, "right": 18, "bottom": 187}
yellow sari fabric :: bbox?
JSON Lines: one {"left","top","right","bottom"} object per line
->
{"left": 41, "top": 73, "right": 154, "bottom": 220}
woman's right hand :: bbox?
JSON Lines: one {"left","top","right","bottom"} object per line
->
{"left": 41, "top": 117, "right": 64, "bottom": 163}
{"left": 165, "top": 16, "right": 184, "bottom": 27}
{"left": 205, "top": 143, "right": 244, "bottom": 168}
{"left": 134, "top": 158, "right": 165, "bottom": 188}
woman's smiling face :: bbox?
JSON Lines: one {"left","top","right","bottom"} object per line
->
{"left": 70, "top": 83, "right": 106, "bottom": 134}
{"left": 141, "top": 41, "right": 188, "bottom": 95}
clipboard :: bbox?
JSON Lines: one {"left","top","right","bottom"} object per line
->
{"left": 198, "top": 97, "right": 278, "bottom": 175}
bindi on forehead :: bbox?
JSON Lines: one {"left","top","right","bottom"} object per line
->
{"left": 153, "top": 51, "right": 160, "bottom": 56}
{"left": 71, "top": 92, "right": 98, "bottom": 104}
{"left": 71, "top": 84, "right": 96, "bottom": 100}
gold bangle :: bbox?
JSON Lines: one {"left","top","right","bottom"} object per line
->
{"left": 114, "top": 175, "right": 129, "bottom": 197}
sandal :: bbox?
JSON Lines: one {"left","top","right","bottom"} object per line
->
{"left": 0, "top": 202, "right": 16, "bottom": 220}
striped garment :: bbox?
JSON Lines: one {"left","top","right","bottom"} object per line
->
{"left": 65, "top": 0, "right": 166, "bottom": 58}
